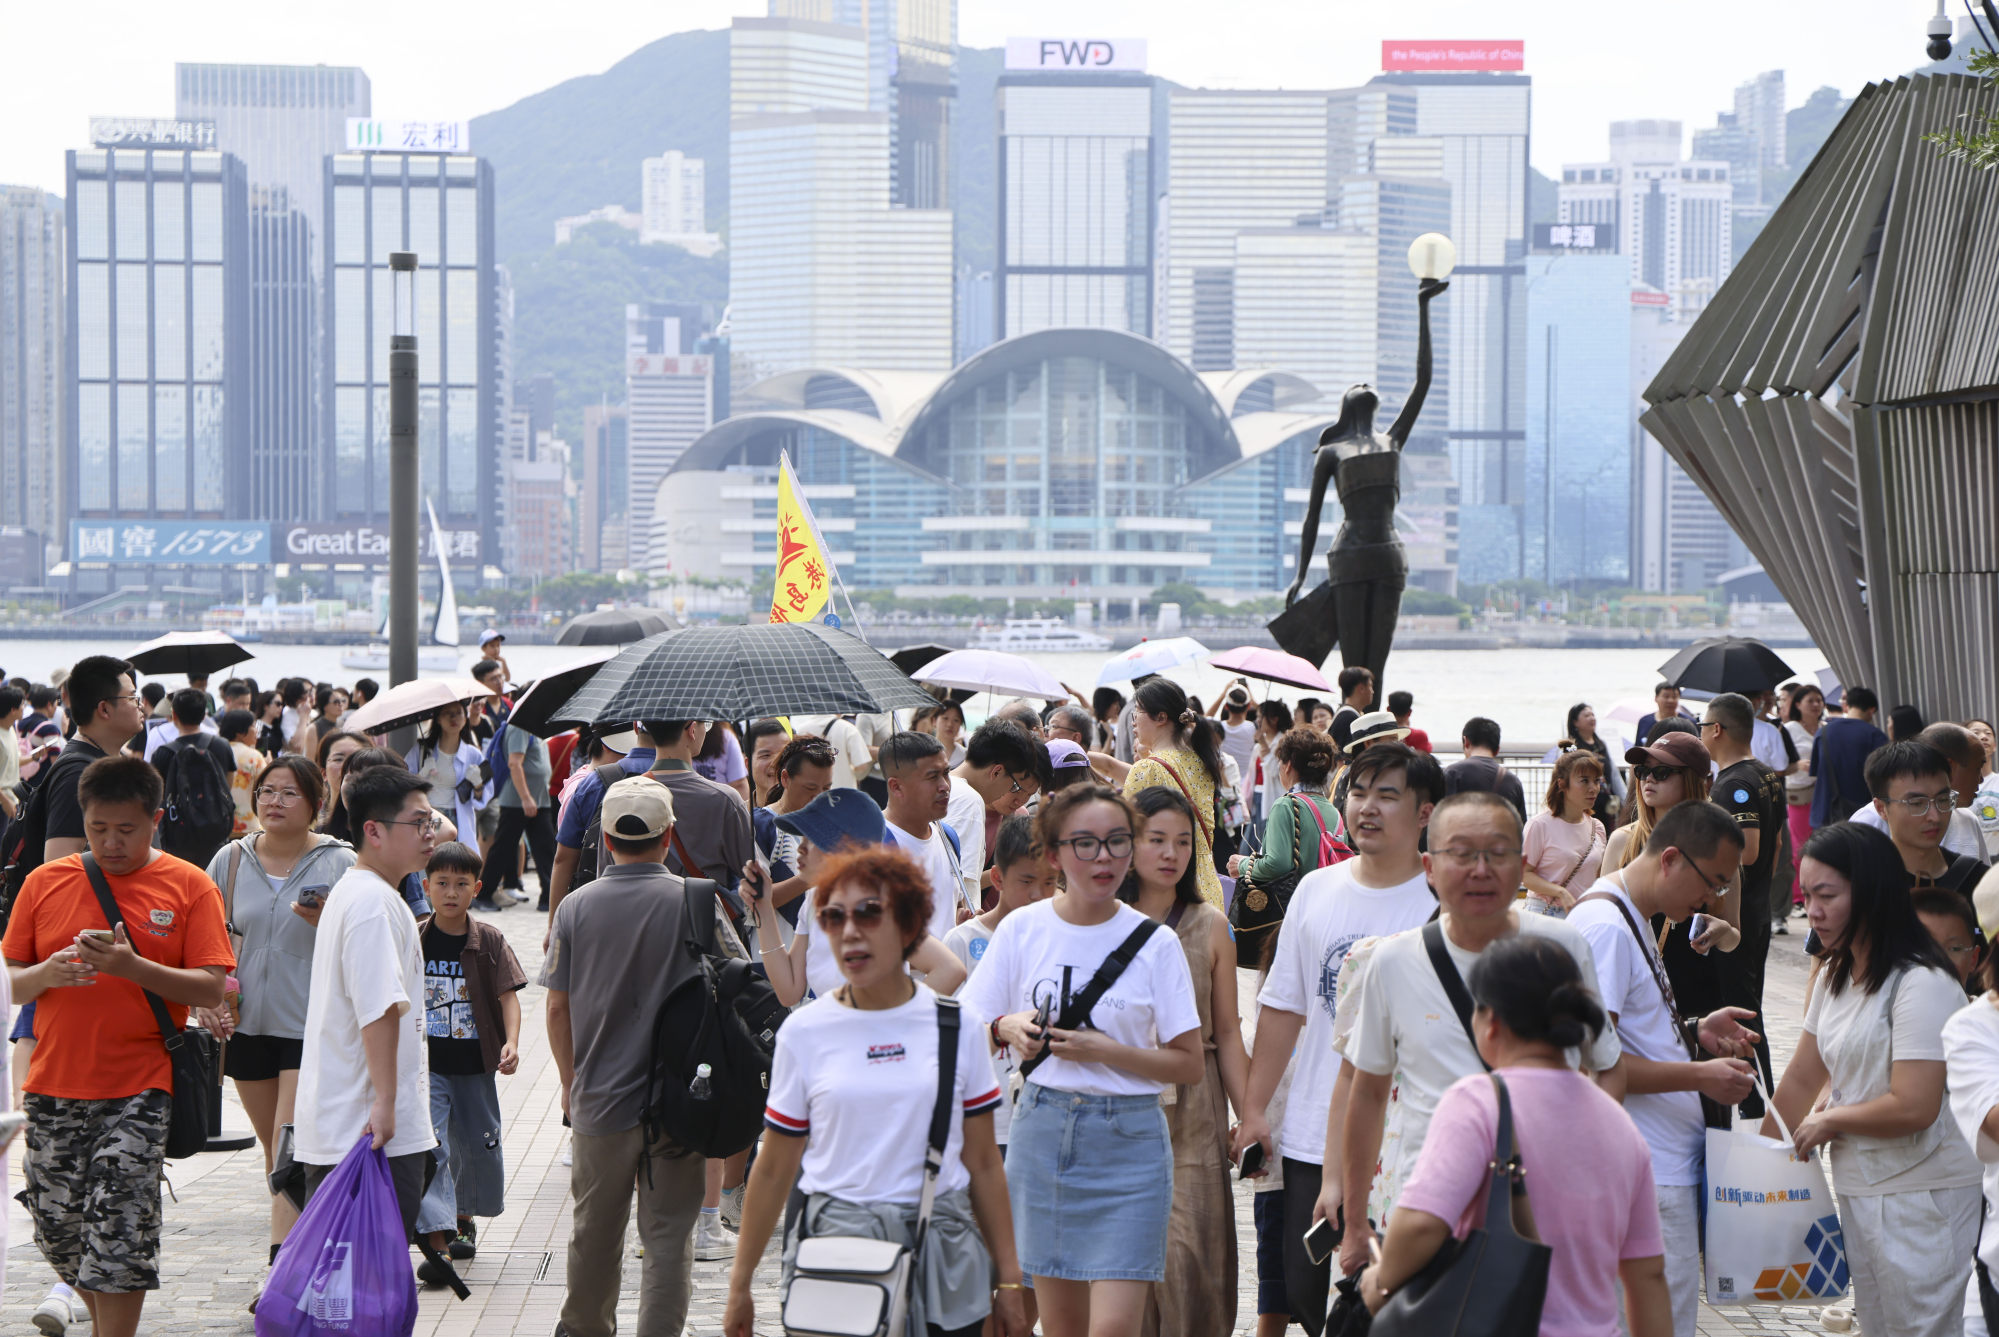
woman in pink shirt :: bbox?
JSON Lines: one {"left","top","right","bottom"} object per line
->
{"left": 1358, "top": 935, "right": 1670, "bottom": 1337}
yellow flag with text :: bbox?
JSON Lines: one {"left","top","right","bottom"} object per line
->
{"left": 768, "top": 453, "right": 832, "bottom": 624}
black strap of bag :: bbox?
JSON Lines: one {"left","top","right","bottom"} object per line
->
{"left": 913, "top": 997, "right": 962, "bottom": 1254}
{"left": 1421, "top": 920, "right": 1491, "bottom": 1074}
{"left": 1018, "top": 918, "right": 1161, "bottom": 1080}
{"left": 80, "top": 853, "right": 213, "bottom": 1160}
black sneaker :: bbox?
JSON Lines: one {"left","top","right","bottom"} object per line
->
{"left": 450, "top": 1219, "right": 478, "bottom": 1260}
{"left": 471, "top": 895, "right": 502, "bottom": 913}
{"left": 417, "top": 1257, "right": 452, "bottom": 1287}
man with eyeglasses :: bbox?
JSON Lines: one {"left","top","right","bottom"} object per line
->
{"left": 36, "top": 656, "right": 148, "bottom": 867}
{"left": 1862, "top": 741, "right": 1987, "bottom": 899}
{"left": 1702, "top": 693, "right": 1784, "bottom": 1104}
{"left": 946, "top": 720, "right": 1043, "bottom": 914}
{"left": 1231, "top": 742, "right": 1445, "bottom": 1335}
{"left": 1568, "top": 801, "right": 1759, "bottom": 1337}
{"left": 1333, "top": 790, "right": 1627, "bottom": 1282}
{"left": 1849, "top": 727, "right": 1992, "bottom": 864}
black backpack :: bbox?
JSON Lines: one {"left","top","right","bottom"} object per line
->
{"left": 158, "top": 736, "right": 235, "bottom": 858}
{"left": 638, "top": 877, "right": 788, "bottom": 1161}
{"left": 0, "top": 744, "right": 97, "bottom": 926}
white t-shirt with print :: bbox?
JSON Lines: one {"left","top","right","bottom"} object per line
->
{"left": 1567, "top": 878, "right": 1705, "bottom": 1186}
{"left": 1257, "top": 859, "right": 1436, "bottom": 1164}
{"left": 960, "top": 899, "right": 1200, "bottom": 1098}
{"left": 946, "top": 778, "right": 988, "bottom": 910}
{"left": 1347, "top": 911, "right": 1620, "bottom": 1199}
{"left": 764, "top": 983, "right": 1002, "bottom": 1203}
{"left": 887, "top": 819, "right": 966, "bottom": 941}
{"left": 295, "top": 867, "right": 437, "bottom": 1163}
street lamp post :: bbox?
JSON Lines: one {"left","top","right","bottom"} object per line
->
{"left": 389, "top": 252, "right": 419, "bottom": 686}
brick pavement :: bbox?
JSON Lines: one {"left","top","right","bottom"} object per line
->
{"left": 0, "top": 892, "right": 1847, "bottom": 1335}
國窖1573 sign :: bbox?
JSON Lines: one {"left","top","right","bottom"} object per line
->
{"left": 71, "top": 520, "right": 268, "bottom": 566}
{"left": 1381, "top": 40, "right": 1525, "bottom": 72}
{"left": 345, "top": 119, "right": 471, "bottom": 154}
{"left": 1004, "top": 38, "right": 1148, "bottom": 72}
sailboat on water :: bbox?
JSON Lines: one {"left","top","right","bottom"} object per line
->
{"left": 339, "top": 500, "right": 464, "bottom": 673}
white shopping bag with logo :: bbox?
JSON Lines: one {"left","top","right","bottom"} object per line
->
{"left": 1703, "top": 1081, "right": 1848, "bottom": 1307}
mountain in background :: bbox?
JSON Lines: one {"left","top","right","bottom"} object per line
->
{"left": 472, "top": 27, "right": 729, "bottom": 262}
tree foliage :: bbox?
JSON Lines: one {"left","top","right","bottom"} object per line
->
{"left": 1928, "top": 47, "right": 1999, "bottom": 169}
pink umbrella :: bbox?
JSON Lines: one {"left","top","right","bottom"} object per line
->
{"left": 1208, "top": 646, "right": 1333, "bottom": 694}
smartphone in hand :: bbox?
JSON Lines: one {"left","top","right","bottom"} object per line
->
{"left": 1238, "top": 1141, "right": 1266, "bottom": 1180}
{"left": 1302, "top": 1216, "right": 1339, "bottom": 1266}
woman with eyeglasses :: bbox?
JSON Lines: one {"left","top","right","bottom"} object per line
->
{"left": 197, "top": 756, "right": 356, "bottom": 1272}
{"left": 725, "top": 847, "right": 1028, "bottom": 1337}
{"left": 1768, "top": 822, "right": 1980, "bottom": 1337}
{"left": 1521, "top": 749, "right": 1607, "bottom": 918}
{"left": 962, "top": 784, "right": 1203, "bottom": 1337}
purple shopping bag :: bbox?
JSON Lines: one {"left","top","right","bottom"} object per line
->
{"left": 255, "top": 1136, "right": 418, "bottom": 1337}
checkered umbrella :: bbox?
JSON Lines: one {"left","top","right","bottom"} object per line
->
{"left": 547, "top": 622, "right": 939, "bottom": 727}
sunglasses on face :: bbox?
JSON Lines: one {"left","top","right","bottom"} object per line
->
{"left": 1635, "top": 765, "right": 1685, "bottom": 783}
{"left": 815, "top": 899, "right": 887, "bottom": 932}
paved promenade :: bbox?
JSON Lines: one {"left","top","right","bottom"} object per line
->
{"left": 0, "top": 896, "right": 1847, "bottom": 1334}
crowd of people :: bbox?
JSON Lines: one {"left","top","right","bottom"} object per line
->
{"left": 1, "top": 645, "right": 1998, "bottom": 1337}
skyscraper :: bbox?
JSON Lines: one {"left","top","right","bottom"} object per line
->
{"left": 321, "top": 147, "right": 499, "bottom": 562}
{"left": 247, "top": 187, "right": 317, "bottom": 523}
{"left": 1558, "top": 121, "right": 1733, "bottom": 299}
{"left": 995, "top": 69, "right": 1155, "bottom": 340}
{"left": 579, "top": 403, "right": 628, "bottom": 573}
{"left": 626, "top": 303, "right": 715, "bottom": 573}
{"left": 728, "top": 16, "right": 952, "bottom": 387}
{"left": 641, "top": 149, "right": 716, "bottom": 252}
{"left": 1522, "top": 251, "right": 1631, "bottom": 585}
{"left": 1733, "top": 70, "right": 1787, "bottom": 176}
{"left": 1229, "top": 226, "right": 1376, "bottom": 410}
{"left": 0, "top": 187, "right": 64, "bottom": 562}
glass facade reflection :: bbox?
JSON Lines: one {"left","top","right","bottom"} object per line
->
{"left": 66, "top": 144, "right": 248, "bottom": 527}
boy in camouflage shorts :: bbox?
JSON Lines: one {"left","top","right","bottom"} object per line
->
{"left": 1, "top": 757, "right": 233, "bottom": 1337}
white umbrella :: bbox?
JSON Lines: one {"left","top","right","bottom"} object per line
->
{"left": 1095, "top": 636, "right": 1210, "bottom": 687}
{"left": 911, "top": 649, "right": 1067, "bottom": 701}
{"left": 342, "top": 676, "right": 491, "bottom": 736}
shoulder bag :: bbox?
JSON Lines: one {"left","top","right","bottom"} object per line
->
{"left": 1369, "top": 1073, "right": 1551, "bottom": 1337}
{"left": 1421, "top": 920, "right": 1492, "bottom": 1073}
{"left": 1018, "top": 918, "right": 1162, "bottom": 1080}
{"left": 1149, "top": 756, "right": 1216, "bottom": 846}
{"left": 1229, "top": 794, "right": 1338, "bottom": 962}
{"left": 80, "top": 853, "right": 215, "bottom": 1160}
{"left": 781, "top": 997, "right": 962, "bottom": 1337}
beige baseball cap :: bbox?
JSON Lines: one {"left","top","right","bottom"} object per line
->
{"left": 602, "top": 776, "right": 674, "bottom": 840}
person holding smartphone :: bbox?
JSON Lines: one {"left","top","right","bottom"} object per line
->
{"left": 197, "top": 755, "right": 356, "bottom": 1272}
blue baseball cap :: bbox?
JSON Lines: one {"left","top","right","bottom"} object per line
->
{"left": 774, "top": 789, "right": 887, "bottom": 853}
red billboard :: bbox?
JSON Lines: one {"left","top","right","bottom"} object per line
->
{"left": 1381, "top": 40, "right": 1525, "bottom": 72}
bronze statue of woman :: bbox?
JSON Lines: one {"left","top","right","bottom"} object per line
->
{"left": 1267, "top": 276, "right": 1448, "bottom": 690}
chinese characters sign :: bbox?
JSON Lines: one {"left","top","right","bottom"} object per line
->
{"left": 1533, "top": 222, "right": 1618, "bottom": 252}
{"left": 89, "top": 117, "right": 217, "bottom": 150}
{"left": 71, "top": 521, "right": 268, "bottom": 565}
{"left": 345, "top": 119, "right": 472, "bottom": 154}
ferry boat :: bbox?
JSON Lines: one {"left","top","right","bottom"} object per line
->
{"left": 967, "top": 618, "right": 1112, "bottom": 653}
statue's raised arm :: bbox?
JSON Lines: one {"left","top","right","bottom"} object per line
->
{"left": 1388, "top": 277, "right": 1448, "bottom": 449}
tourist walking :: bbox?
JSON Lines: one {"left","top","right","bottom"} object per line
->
{"left": 1124, "top": 679, "right": 1227, "bottom": 908}
{"left": 691, "top": 720, "right": 751, "bottom": 802}
{"left": 882, "top": 730, "right": 974, "bottom": 937}
{"left": 947, "top": 720, "right": 1043, "bottom": 911}
{"left": 1442, "top": 716, "right": 1527, "bottom": 820}
{"left": 1564, "top": 702, "right": 1625, "bottom": 826}
{"left": 312, "top": 730, "right": 365, "bottom": 826}
{"left": 1943, "top": 935, "right": 1999, "bottom": 1332}
{"left": 1812, "top": 686, "right": 1890, "bottom": 828}
{"left": 197, "top": 755, "right": 356, "bottom": 1264}
{"left": 148, "top": 688, "right": 239, "bottom": 872}
{"left": 406, "top": 702, "right": 482, "bottom": 846}
{"left": 1521, "top": 748, "right": 1607, "bottom": 916}
{"left": 1122, "top": 787, "right": 1246, "bottom": 1337}
{"left": 295, "top": 684, "right": 348, "bottom": 764}
{"left": 1862, "top": 741, "right": 1988, "bottom": 897}
{"left": 751, "top": 733, "right": 837, "bottom": 920}
{"left": 724, "top": 846, "right": 1028, "bottom": 1337}
{"left": 744, "top": 718, "right": 790, "bottom": 809}
{"left": 477, "top": 709, "right": 555, "bottom": 911}
{"left": 1704, "top": 692, "right": 1785, "bottom": 1096}
{"left": 1636, "top": 681, "right": 1697, "bottom": 745}
{"left": 1786, "top": 685, "right": 1826, "bottom": 901}
{"left": 1355, "top": 935, "right": 1672, "bottom": 1337}
{"left": 962, "top": 783, "right": 1202, "bottom": 1337}
{"left": 1769, "top": 821, "right": 1981, "bottom": 1337}
{"left": 1226, "top": 727, "right": 1344, "bottom": 916}
{"left": 1252, "top": 701, "right": 1294, "bottom": 833}
{"left": 218, "top": 710, "right": 263, "bottom": 838}
{"left": 1327, "top": 667, "right": 1375, "bottom": 751}
{"left": 34, "top": 655, "right": 147, "bottom": 867}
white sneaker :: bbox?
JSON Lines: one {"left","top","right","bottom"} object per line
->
{"left": 498, "top": 886, "right": 531, "bottom": 906}
{"left": 33, "top": 1286, "right": 86, "bottom": 1335}
{"left": 1822, "top": 1303, "right": 1854, "bottom": 1333}
{"left": 720, "top": 1183, "right": 745, "bottom": 1232}
{"left": 694, "top": 1214, "right": 736, "bottom": 1262}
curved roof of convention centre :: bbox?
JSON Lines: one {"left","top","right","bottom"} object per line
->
{"left": 671, "top": 327, "right": 1340, "bottom": 477}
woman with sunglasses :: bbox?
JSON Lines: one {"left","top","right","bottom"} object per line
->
{"left": 725, "top": 847, "right": 1029, "bottom": 1337}
{"left": 1522, "top": 749, "right": 1607, "bottom": 917}
{"left": 962, "top": 784, "right": 1203, "bottom": 1337}
{"left": 196, "top": 756, "right": 356, "bottom": 1277}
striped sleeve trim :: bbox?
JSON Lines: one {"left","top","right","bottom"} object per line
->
{"left": 764, "top": 1107, "right": 809, "bottom": 1136}
{"left": 964, "top": 1087, "right": 1004, "bottom": 1116}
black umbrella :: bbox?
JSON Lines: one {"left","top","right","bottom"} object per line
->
{"left": 126, "top": 630, "right": 255, "bottom": 678}
{"left": 555, "top": 608, "right": 677, "bottom": 647}
{"left": 549, "top": 623, "right": 939, "bottom": 728}
{"left": 506, "top": 650, "right": 619, "bottom": 737}
{"left": 1656, "top": 636, "right": 1796, "bottom": 695}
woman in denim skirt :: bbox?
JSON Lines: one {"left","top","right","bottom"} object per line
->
{"left": 963, "top": 784, "right": 1204, "bottom": 1337}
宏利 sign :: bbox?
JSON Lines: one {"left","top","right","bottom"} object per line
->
{"left": 1380, "top": 40, "right": 1525, "bottom": 72}
{"left": 71, "top": 520, "right": 268, "bottom": 565}
{"left": 345, "top": 119, "right": 471, "bottom": 154}
{"left": 1004, "top": 38, "right": 1148, "bottom": 72}
{"left": 280, "top": 523, "right": 480, "bottom": 564}
{"left": 89, "top": 117, "right": 217, "bottom": 150}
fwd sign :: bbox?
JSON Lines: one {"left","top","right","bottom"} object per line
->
{"left": 1005, "top": 37, "right": 1148, "bottom": 72}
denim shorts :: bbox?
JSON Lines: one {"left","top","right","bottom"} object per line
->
{"left": 1005, "top": 1082, "right": 1172, "bottom": 1282}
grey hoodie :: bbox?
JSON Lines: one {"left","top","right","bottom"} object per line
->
{"left": 205, "top": 833, "right": 357, "bottom": 1039}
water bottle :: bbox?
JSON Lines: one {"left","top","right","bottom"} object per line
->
{"left": 689, "top": 1063, "right": 713, "bottom": 1101}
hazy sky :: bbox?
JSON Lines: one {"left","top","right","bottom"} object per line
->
{"left": 0, "top": 0, "right": 1944, "bottom": 195}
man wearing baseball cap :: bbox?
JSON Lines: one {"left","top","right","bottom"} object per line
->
{"left": 544, "top": 776, "right": 714, "bottom": 1336}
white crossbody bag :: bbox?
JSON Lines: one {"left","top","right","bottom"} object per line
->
{"left": 781, "top": 997, "right": 962, "bottom": 1337}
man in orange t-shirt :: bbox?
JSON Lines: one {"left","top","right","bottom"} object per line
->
{"left": 2, "top": 757, "right": 231, "bottom": 1337}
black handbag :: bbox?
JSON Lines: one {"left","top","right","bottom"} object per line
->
{"left": 80, "top": 853, "right": 215, "bottom": 1160}
{"left": 1370, "top": 1073, "right": 1550, "bottom": 1337}
{"left": 1229, "top": 794, "right": 1332, "bottom": 962}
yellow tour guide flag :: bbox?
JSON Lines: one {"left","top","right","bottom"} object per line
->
{"left": 768, "top": 452, "right": 833, "bottom": 624}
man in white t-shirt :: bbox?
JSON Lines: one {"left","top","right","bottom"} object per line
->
{"left": 1232, "top": 742, "right": 1444, "bottom": 1336}
{"left": 295, "top": 767, "right": 440, "bottom": 1235}
{"left": 946, "top": 719, "right": 1042, "bottom": 910}
{"left": 1568, "top": 801, "right": 1762, "bottom": 1337}
{"left": 880, "top": 730, "right": 969, "bottom": 940}
{"left": 793, "top": 715, "right": 875, "bottom": 791}
{"left": 1335, "top": 790, "right": 1626, "bottom": 1279}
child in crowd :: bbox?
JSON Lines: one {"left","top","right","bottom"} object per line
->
{"left": 414, "top": 841, "right": 526, "bottom": 1282}
{"left": 1914, "top": 886, "right": 1984, "bottom": 995}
